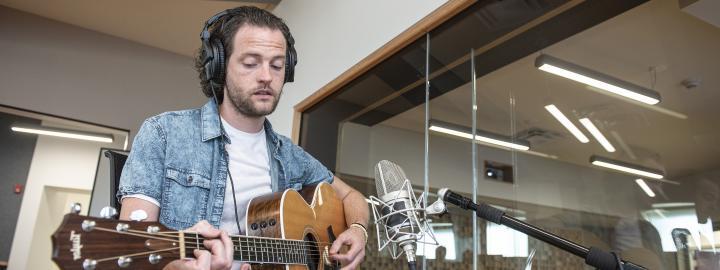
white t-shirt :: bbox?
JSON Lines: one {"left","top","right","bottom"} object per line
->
{"left": 218, "top": 118, "right": 272, "bottom": 235}
{"left": 220, "top": 118, "right": 272, "bottom": 270}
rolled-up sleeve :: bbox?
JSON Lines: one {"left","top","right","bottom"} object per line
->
{"left": 116, "top": 117, "right": 166, "bottom": 204}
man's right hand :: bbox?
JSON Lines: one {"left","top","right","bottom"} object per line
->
{"left": 163, "top": 220, "right": 233, "bottom": 270}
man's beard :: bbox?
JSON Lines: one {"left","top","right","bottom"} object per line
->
{"left": 226, "top": 85, "right": 281, "bottom": 117}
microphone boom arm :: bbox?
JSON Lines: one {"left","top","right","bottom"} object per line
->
{"left": 438, "top": 188, "right": 647, "bottom": 270}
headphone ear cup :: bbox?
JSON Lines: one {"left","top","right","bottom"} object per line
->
{"left": 201, "top": 40, "right": 213, "bottom": 84}
{"left": 208, "top": 38, "right": 226, "bottom": 88}
{"left": 284, "top": 45, "right": 297, "bottom": 83}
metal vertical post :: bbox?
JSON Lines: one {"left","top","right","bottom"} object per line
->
{"left": 423, "top": 32, "right": 431, "bottom": 270}
{"left": 470, "top": 48, "right": 478, "bottom": 270}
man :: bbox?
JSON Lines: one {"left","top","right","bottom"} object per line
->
{"left": 117, "top": 6, "right": 368, "bottom": 270}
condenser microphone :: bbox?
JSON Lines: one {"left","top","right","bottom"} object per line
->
{"left": 371, "top": 160, "right": 436, "bottom": 270}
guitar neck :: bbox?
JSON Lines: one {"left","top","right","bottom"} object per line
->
{"left": 183, "top": 232, "right": 315, "bottom": 265}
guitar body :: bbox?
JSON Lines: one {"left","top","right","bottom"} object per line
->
{"left": 246, "top": 182, "right": 346, "bottom": 270}
{"left": 51, "top": 182, "right": 346, "bottom": 270}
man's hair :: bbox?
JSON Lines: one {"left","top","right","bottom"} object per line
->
{"left": 194, "top": 6, "right": 293, "bottom": 103}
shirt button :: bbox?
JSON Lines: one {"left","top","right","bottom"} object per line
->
{"left": 187, "top": 176, "right": 193, "bottom": 183}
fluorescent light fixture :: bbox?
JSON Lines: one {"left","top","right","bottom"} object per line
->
{"left": 11, "top": 123, "right": 114, "bottom": 143}
{"left": 590, "top": 155, "right": 664, "bottom": 179}
{"left": 544, "top": 104, "right": 589, "bottom": 143}
{"left": 579, "top": 118, "right": 616, "bottom": 152}
{"left": 429, "top": 120, "right": 530, "bottom": 151}
{"left": 652, "top": 202, "right": 695, "bottom": 209}
{"left": 635, "top": 179, "right": 656, "bottom": 197}
{"left": 536, "top": 54, "right": 661, "bottom": 105}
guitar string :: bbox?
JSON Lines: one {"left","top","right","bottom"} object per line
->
{"left": 185, "top": 236, "right": 333, "bottom": 246}
{"left": 92, "top": 227, "right": 180, "bottom": 242}
{"left": 191, "top": 246, "right": 322, "bottom": 259}
{"left": 89, "top": 227, "right": 332, "bottom": 258}
{"left": 186, "top": 238, "right": 324, "bottom": 259}
{"left": 89, "top": 226, "right": 327, "bottom": 258}
{"left": 196, "top": 241, "right": 324, "bottom": 257}
{"left": 90, "top": 245, "right": 322, "bottom": 266}
{"left": 181, "top": 234, "right": 334, "bottom": 246}
{"left": 184, "top": 244, "right": 323, "bottom": 262}
{"left": 81, "top": 233, "right": 323, "bottom": 265}
{"left": 200, "top": 246, "right": 322, "bottom": 256}
{"left": 93, "top": 247, "right": 179, "bottom": 263}
{"left": 82, "top": 228, "right": 333, "bottom": 265}
{"left": 110, "top": 227, "right": 334, "bottom": 247}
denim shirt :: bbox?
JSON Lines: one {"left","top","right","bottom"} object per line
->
{"left": 117, "top": 100, "right": 334, "bottom": 230}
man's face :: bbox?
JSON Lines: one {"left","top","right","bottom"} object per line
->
{"left": 224, "top": 25, "right": 286, "bottom": 117}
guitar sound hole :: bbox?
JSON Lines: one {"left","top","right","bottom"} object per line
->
{"left": 303, "top": 234, "right": 319, "bottom": 270}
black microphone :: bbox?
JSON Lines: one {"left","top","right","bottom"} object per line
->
{"left": 372, "top": 160, "right": 425, "bottom": 269}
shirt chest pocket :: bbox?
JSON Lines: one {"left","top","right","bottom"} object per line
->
{"left": 161, "top": 167, "right": 212, "bottom": 226}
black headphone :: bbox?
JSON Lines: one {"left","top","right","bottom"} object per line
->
{"left": 200, "top": 9, "right": 297, "bottom": 91}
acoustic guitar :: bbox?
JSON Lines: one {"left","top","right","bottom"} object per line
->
{"left": 51, "top": 182, "right": 347, "bottom": 270}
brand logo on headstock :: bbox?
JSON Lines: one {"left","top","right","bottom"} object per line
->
{"left": 69, "top": 230, "right": 83, "bottom": 261}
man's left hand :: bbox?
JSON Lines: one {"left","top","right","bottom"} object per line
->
{"left": 329, "top": 226, "right": 366, "bottom": 270}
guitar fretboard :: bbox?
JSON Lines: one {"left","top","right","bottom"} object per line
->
{"left": 183, "top": 233, "right": 320, "bottom": 265}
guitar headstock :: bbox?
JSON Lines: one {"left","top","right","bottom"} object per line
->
{"left": 51, "top": 212, "right": 183, "bottom": 269}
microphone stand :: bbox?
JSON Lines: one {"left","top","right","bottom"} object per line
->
{"left": 440, "top": 189, "right": 647, "bottom": 270}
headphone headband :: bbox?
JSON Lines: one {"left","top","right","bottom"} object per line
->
{"left": 201, "top": 10, "right": 228, "bottom": 40}
{"left": 200, "top": 8, "right": 297, "bottom": 92}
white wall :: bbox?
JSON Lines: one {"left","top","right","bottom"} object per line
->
{"left": 270, "top": 0, "right": 448, "bottom": 136}
{"left": 0, "top": 6, "right": 206, "bottom": 143}
{"left": 1, "top": 1, "right": 451, "bottom": 138}
{"left": 8, "top": 123, "right": 125, "bottom": 270}
{"left": 338, "top": 122, "right": 646, "bottom": 218}
{"left": 26, "top": 186, "right": 90, "bottom": 270}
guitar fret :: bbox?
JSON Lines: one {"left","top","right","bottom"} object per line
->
{"left": 266, "top": 239, "right": 271, "bottom": 262}
{"left": 258, "top": 239, "right": 266, "bottom": 261}
{"left": 195, "top": 232, "right": 200, "bottom": 250}
{"left": 269, "top": 239, "right": 273, "bottom": 262}
{"left": 302, "top": 241, "right": 307, "bottom": 264}
{"left": 275, "top": 239, "right": 279, "bottom": 263}
{"left": 295, "top": 241, "right": 300, "bottom": 264}
{"left": 265, "top": 239, "right": 269, "bottom": 262}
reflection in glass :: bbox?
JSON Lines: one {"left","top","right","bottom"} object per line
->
{"left": 303, "top": 0, "right": 720, "bottom": 269}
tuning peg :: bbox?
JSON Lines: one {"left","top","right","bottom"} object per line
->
{"left": 69, "top": 203, "right": 82, "bottom": 214}
{"left": 117, "top": 256, "right": 132, "bottom": 268}
{"left": 82, "top": 259, "right": 97, "bottom": 270}
{"left": 100, "top": 206, "right": 118, "bottom": 219}
{"left": 149, "top": 254, "right": 162, "bottom": 264}
{"left": 82, "top": 220, "right": 96, "bottom": 232}
{"left": 116, "top": 223, "right": 130, "bottom": 232}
